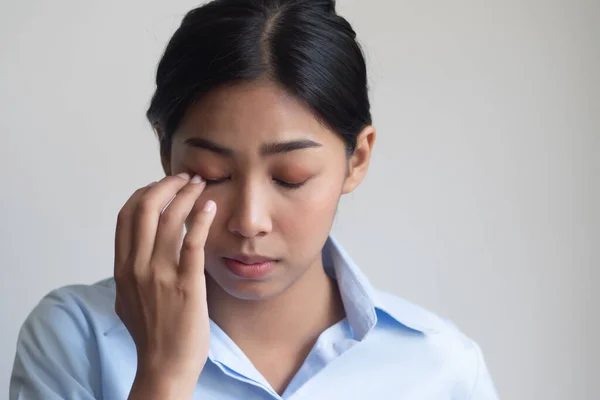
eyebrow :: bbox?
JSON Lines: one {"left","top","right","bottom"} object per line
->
{"left": 184, "top": 138, "right": 233, "bottom": 156}
{"left": 183, "top": 137, "right": 322, "bottom": 156}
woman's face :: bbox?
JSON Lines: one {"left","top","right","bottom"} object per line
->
{"left": 164, "top": 80, "right": 373, "bottom": 301}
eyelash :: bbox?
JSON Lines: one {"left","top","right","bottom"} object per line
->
{"left": 202, "top": 176, "right": 306, "bottom": 189}
{"left": 274, "top": 179, "right": 306, "bottom": 189}
{"left": 203, "top": 177, "right": 230, "bottom": 186}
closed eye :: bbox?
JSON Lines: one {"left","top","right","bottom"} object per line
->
{"left": 274, "top": 179, "right": 307, "bottom": 189}
{"left": 204, "top": 176, "right": 230, "bottom": 185}
{"left": 201, "top": 175, "right": 306, "bottom": 189}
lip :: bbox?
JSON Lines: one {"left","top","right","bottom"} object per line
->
{"left": 227, "top": 254, "right": 276, "bottom": 264}
{"left": 222, "top": 255, "right": 278, "bottom": 279}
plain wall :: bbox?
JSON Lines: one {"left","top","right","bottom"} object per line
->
{"left": 1, "top": 0, "right": 598, "bottom": 398}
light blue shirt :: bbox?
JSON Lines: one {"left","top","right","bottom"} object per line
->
{"left": 10, "top": 236, "right": 498, "bottom": 399}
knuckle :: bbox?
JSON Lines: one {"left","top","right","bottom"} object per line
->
{"left": 158, "top": 208, "right": 179, "bottom": 226}
{"left": 181, "top": 235, "right": 198, "bottom": 250}
{"left": 181, "top": 236, "right": 202, "bottom": 252}
{"left": 182, "top": 180, "right": 203, "bottom": 193}
{"left": 150, "top": 268, "right": 175, "bottom": 288}
{"left": 169, "top": 174, "right": 188, "bottom": 184}
{"left": 132, "top": 260, "right": 148, "bottom": 281}
{"left": 136, "top": 197, "right": 155, "bottom": 215}
{"left": 131, "top": 187, "right": 147, "bottom": 198}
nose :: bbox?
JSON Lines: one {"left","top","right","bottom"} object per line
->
{"left": 227, "top": 181, "right": 272, "bottom": 238}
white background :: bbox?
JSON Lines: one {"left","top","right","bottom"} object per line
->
{"left": 1, "top": 1, "right": 598, "bottom": 398}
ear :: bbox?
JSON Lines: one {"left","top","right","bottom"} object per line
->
{"left": 156, "top": 127, "right": 171, "bottom": 176}
{"left": 342, "top": 125, "right": 376, "bottom": 194}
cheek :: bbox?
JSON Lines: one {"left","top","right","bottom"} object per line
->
{"left": 276, "top": 183, "right": 340, "bottom": 238}
{"left": 184, "top": 193, "right": 223, "bottom": 249}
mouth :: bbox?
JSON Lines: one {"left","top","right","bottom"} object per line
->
{"left": 222, "top": 255, "right": 279, "bottom": 279}
{"left": 227, "top": 254, "right": 277, "bottom": 264}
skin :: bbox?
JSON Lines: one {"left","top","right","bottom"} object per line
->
{"left": 117, "top": 79, "right": 375, "bottom": 399}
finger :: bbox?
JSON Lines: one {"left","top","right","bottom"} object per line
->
{"left": 152, "top": 176, "right": 206, "bottom": 265}
{"left": 178, "top": 200, "right": 217, "bottom": 281}
{"left": 131, "top": 173, "right": 193, "bottom": 273}
{"left": 114, "top": 183, "right": 154, "bottom": 276}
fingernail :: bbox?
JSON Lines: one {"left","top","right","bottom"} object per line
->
{"left": 190, "top": 175, "right": 203, "bottom": 184}
{"left": 177, "top": 172, "right": 190, "bottom": 180}
{"left": 203, "top": 200, "right": 216, "bottom": 213}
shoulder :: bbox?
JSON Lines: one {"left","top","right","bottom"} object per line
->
{"left": 11, "top": 278, "right": 118, "bottom": 398}
{"left": 19, "top": 277, "right": 118, "bottom": 340}
{"left": 373, "top": 290, "right": 498, "bottom": 397}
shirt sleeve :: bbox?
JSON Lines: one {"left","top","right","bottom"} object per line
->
{"left": 468, "top": 341, "right": 499, "bottom": 400}
{"left": 10, "top": 289, "right": 101, "bottom": 400}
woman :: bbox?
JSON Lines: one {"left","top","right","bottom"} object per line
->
{"left": 10, "top": 0, "right": 498, "bottom": 399}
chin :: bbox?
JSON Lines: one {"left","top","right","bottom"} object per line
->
{"left": 208, "top": 271, "right": 289, "bottom": 301}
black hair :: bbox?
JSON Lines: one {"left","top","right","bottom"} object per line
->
{"left": 146, "top": 0, "right": 371, "bottom": 156}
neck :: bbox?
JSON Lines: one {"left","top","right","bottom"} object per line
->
{"left": 206, "top": 254, "right": 346, "bottom": 352}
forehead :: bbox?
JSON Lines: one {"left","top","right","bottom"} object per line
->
{"left": 175, "top": 80, "right": 337, "bottom": 146}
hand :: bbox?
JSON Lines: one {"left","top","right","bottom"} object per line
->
{"left": 113, "top": 173, "right": 216, "bottom": 399}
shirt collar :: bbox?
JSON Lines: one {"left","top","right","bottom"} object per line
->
{"left": 104, "top": 236, "right": 442, "bottom": 338}
{"left": 323, "top": 235, "right": 441, "bottom": 339}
